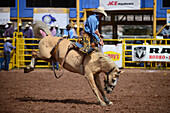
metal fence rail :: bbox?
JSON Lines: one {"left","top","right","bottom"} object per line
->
{"left": 1, "top": 33, "right": 170, "bottom": 70}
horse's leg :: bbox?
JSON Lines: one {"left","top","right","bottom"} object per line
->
{"left": 24, "top": 50, "right": 51, "bottom": 73}
{"left": 84, "top": 67, "right": 106, "bottom": 106}
{"left": 94, "top": 74, "right": 113, "bottom": 105}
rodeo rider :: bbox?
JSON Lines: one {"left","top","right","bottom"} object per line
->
{"left": 74, "top": 7, "right": 107, "bottom": 54}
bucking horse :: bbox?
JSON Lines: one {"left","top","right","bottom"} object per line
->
{"left": 24, "top": 21, "right": 124, "bottom": 106}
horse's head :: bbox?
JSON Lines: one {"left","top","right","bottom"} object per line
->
{"left": 97, "top": 52, "right": 124, "bottom": 94}
{"left": 104, "top": 69, "right": 123, "bottom": 94}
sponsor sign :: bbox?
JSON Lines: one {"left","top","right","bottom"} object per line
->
{"left": 33, "top": 8, "right": 69, "bottom": 29}
{"left": 103, "top": 44, "right": 122, "bottom": 67}
{"left": 167, "top": 10, "right": 170, "bottom": 24}
{"left": 132, "top": 45, "right": 170, "bottom": 61}
{"left": 100, "top": 0, "right": 140, "bottom": 10}
{"left": 0, "top": 8, "right": 10, "bottom": 25}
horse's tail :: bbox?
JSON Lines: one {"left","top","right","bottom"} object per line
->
{"left": 33, "top": 21, "right": 51, "bottom": 38}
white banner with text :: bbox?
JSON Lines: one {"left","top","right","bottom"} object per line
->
{"left": 100, "top": 0, "right": 140, "bottom": 10}
{"left": 103, "top": 44, "right": 122, "bottom": 67}
{"left": 132, "top": 45, "right": 170, "bottom": 62}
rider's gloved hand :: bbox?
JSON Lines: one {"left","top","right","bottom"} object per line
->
{"left": 99, "top": 38, "right": 104, "bottom": 46}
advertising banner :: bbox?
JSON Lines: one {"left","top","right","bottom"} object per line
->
{"left": 132, "top": 45, "right": 170, "bottom": 62}
{"left": 103, "top": 44, "right": 122, "bottom": 67}
{"left": 100, "top": 0, "right": 140, "bottom": 10}
{"left": 0, "top": 8, "right": 10, "bottom": 25}
{"left": 33, "top": 8, "right": 69, "bottom": 29}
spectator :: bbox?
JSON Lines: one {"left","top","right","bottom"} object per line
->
{"left": 14, "top": 23, "right": 24, "bottom": 38}
{"left": 15, "top": 23, "right": 23, "bottom": 32}
{"left": 3, "top": 37, "right": 15, "bottom": 71}
{"left": 63, "top": 24, "right": 73, "bottom": 39}
{"left": 4, "top": 21, "right": 14, "bottom": 38}
{"left": 23, "top": 24, "right": 34, "bottom": 53}
{"left": 162, "top": 26, "right": 170, "bottom": 44}
{"left": 55, "top": 24, "right": 61, "bottom": 37}
{"left": 0, "top": 25, "right": 5, "bottom": 38}
{"left": 28, "top": 22, "right": 33, "bottom": 30}
{"left": 50, "top": 24, "right": 56, "bottom": 36}
{"left": 72, "top": 24, "right": 78, "bottom": 38}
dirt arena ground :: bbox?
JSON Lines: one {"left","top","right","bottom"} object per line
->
{"left": 0, "top": 69, "right": 169, "bottom": 113}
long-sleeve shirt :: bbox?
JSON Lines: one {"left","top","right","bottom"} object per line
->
{"left": 23, "top": 29, "right": 33, "bottom": 38}
{"left": 50, "top": 27, "right": 56, "bottom": 36}
{"left": 55, "top": 28, "right": 61, "bottom": 37}
{"left": 84, "top": 14, "right": 100, "bottom": 42}
{"left": 63, "top": 29, "right": 74, "bottom": 39}
{"left": 4, "top": 26, "right": 14, "bottom": 38}
{"left": 3, "top": 42, "right": 15, "bottom": 53}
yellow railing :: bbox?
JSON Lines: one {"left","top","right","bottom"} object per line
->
{"left": 1, "top": 35, "right": 170, "bottom": 70}
{"left": 123, "top": 38, "right": 170, "bottom": 69}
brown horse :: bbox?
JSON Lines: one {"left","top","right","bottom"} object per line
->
{"left": 24, "top": 21, "right": 123, "bottom": 106}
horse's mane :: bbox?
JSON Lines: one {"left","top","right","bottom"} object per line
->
{"left": 95, "top": 52, "right": 119, "bottom": 72}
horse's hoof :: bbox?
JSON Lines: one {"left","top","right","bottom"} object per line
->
{"left": 108, "top": 101, "right": 113, "bottom": 105}
{"left": 100, "top": 102, "right": 106, "bottom": 106}
{"left": 24, "top": 67, "right": 34, "bottom": 73}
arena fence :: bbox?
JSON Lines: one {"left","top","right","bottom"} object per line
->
{"left": 0, "top": 32, "right": 170, "bottom": 70}
{"left": 122, "top": 38, "right": 170, "bottom": 69}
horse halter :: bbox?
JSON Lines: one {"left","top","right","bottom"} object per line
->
{"left": 104, "top": 67, "right": 115, "bottom": 84}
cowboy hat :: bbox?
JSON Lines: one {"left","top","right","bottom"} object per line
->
{"left": 74, "top": 24, "right": 77, "bottom": 28}
{"left": 19, "top": 23, "right": 22, "bottom": 26}
{"left": 50, "top": 24, "right": 55, "bottom": 27}
{"left": 4, "top": 37, "right": 11, "bottom": 41}
{"left": 7, "top": 21, "right": 12, "bottom": 24}
{"left": 92, "top": 7, "right": 107, "bottom": 17}
{"left": 55, "top": 24, "right": 59, "bottom": 27}
{"left": 28, "top": 22, "right": 32, "bottom": 25}
{"left": 80, "top": 25, "right": 83, "bottom": 28}
{"left": 25, "top": 24, "right": 29, "bottom": 28}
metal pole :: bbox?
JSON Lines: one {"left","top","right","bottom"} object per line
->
{"left": 76, "top": 0, "right": 80, "bottom": 36}
{"left": 17, "top": 0, "right": 19, "bottom": 33}
{"left": 153, "top": 0, "right": 157, "bottom": 39}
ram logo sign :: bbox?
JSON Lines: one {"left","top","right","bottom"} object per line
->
{"left": 104, "top": 51, "right": 121, "bottom": 61}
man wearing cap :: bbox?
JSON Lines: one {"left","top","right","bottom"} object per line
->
{"left": 4, "top": 21, "right": 14, "bottom": 38}
{"left": 3, "top": 37, "right": 15, "bottom": 71}
{"left": 63, "top": 24, "right": 74, "bottom": 39}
